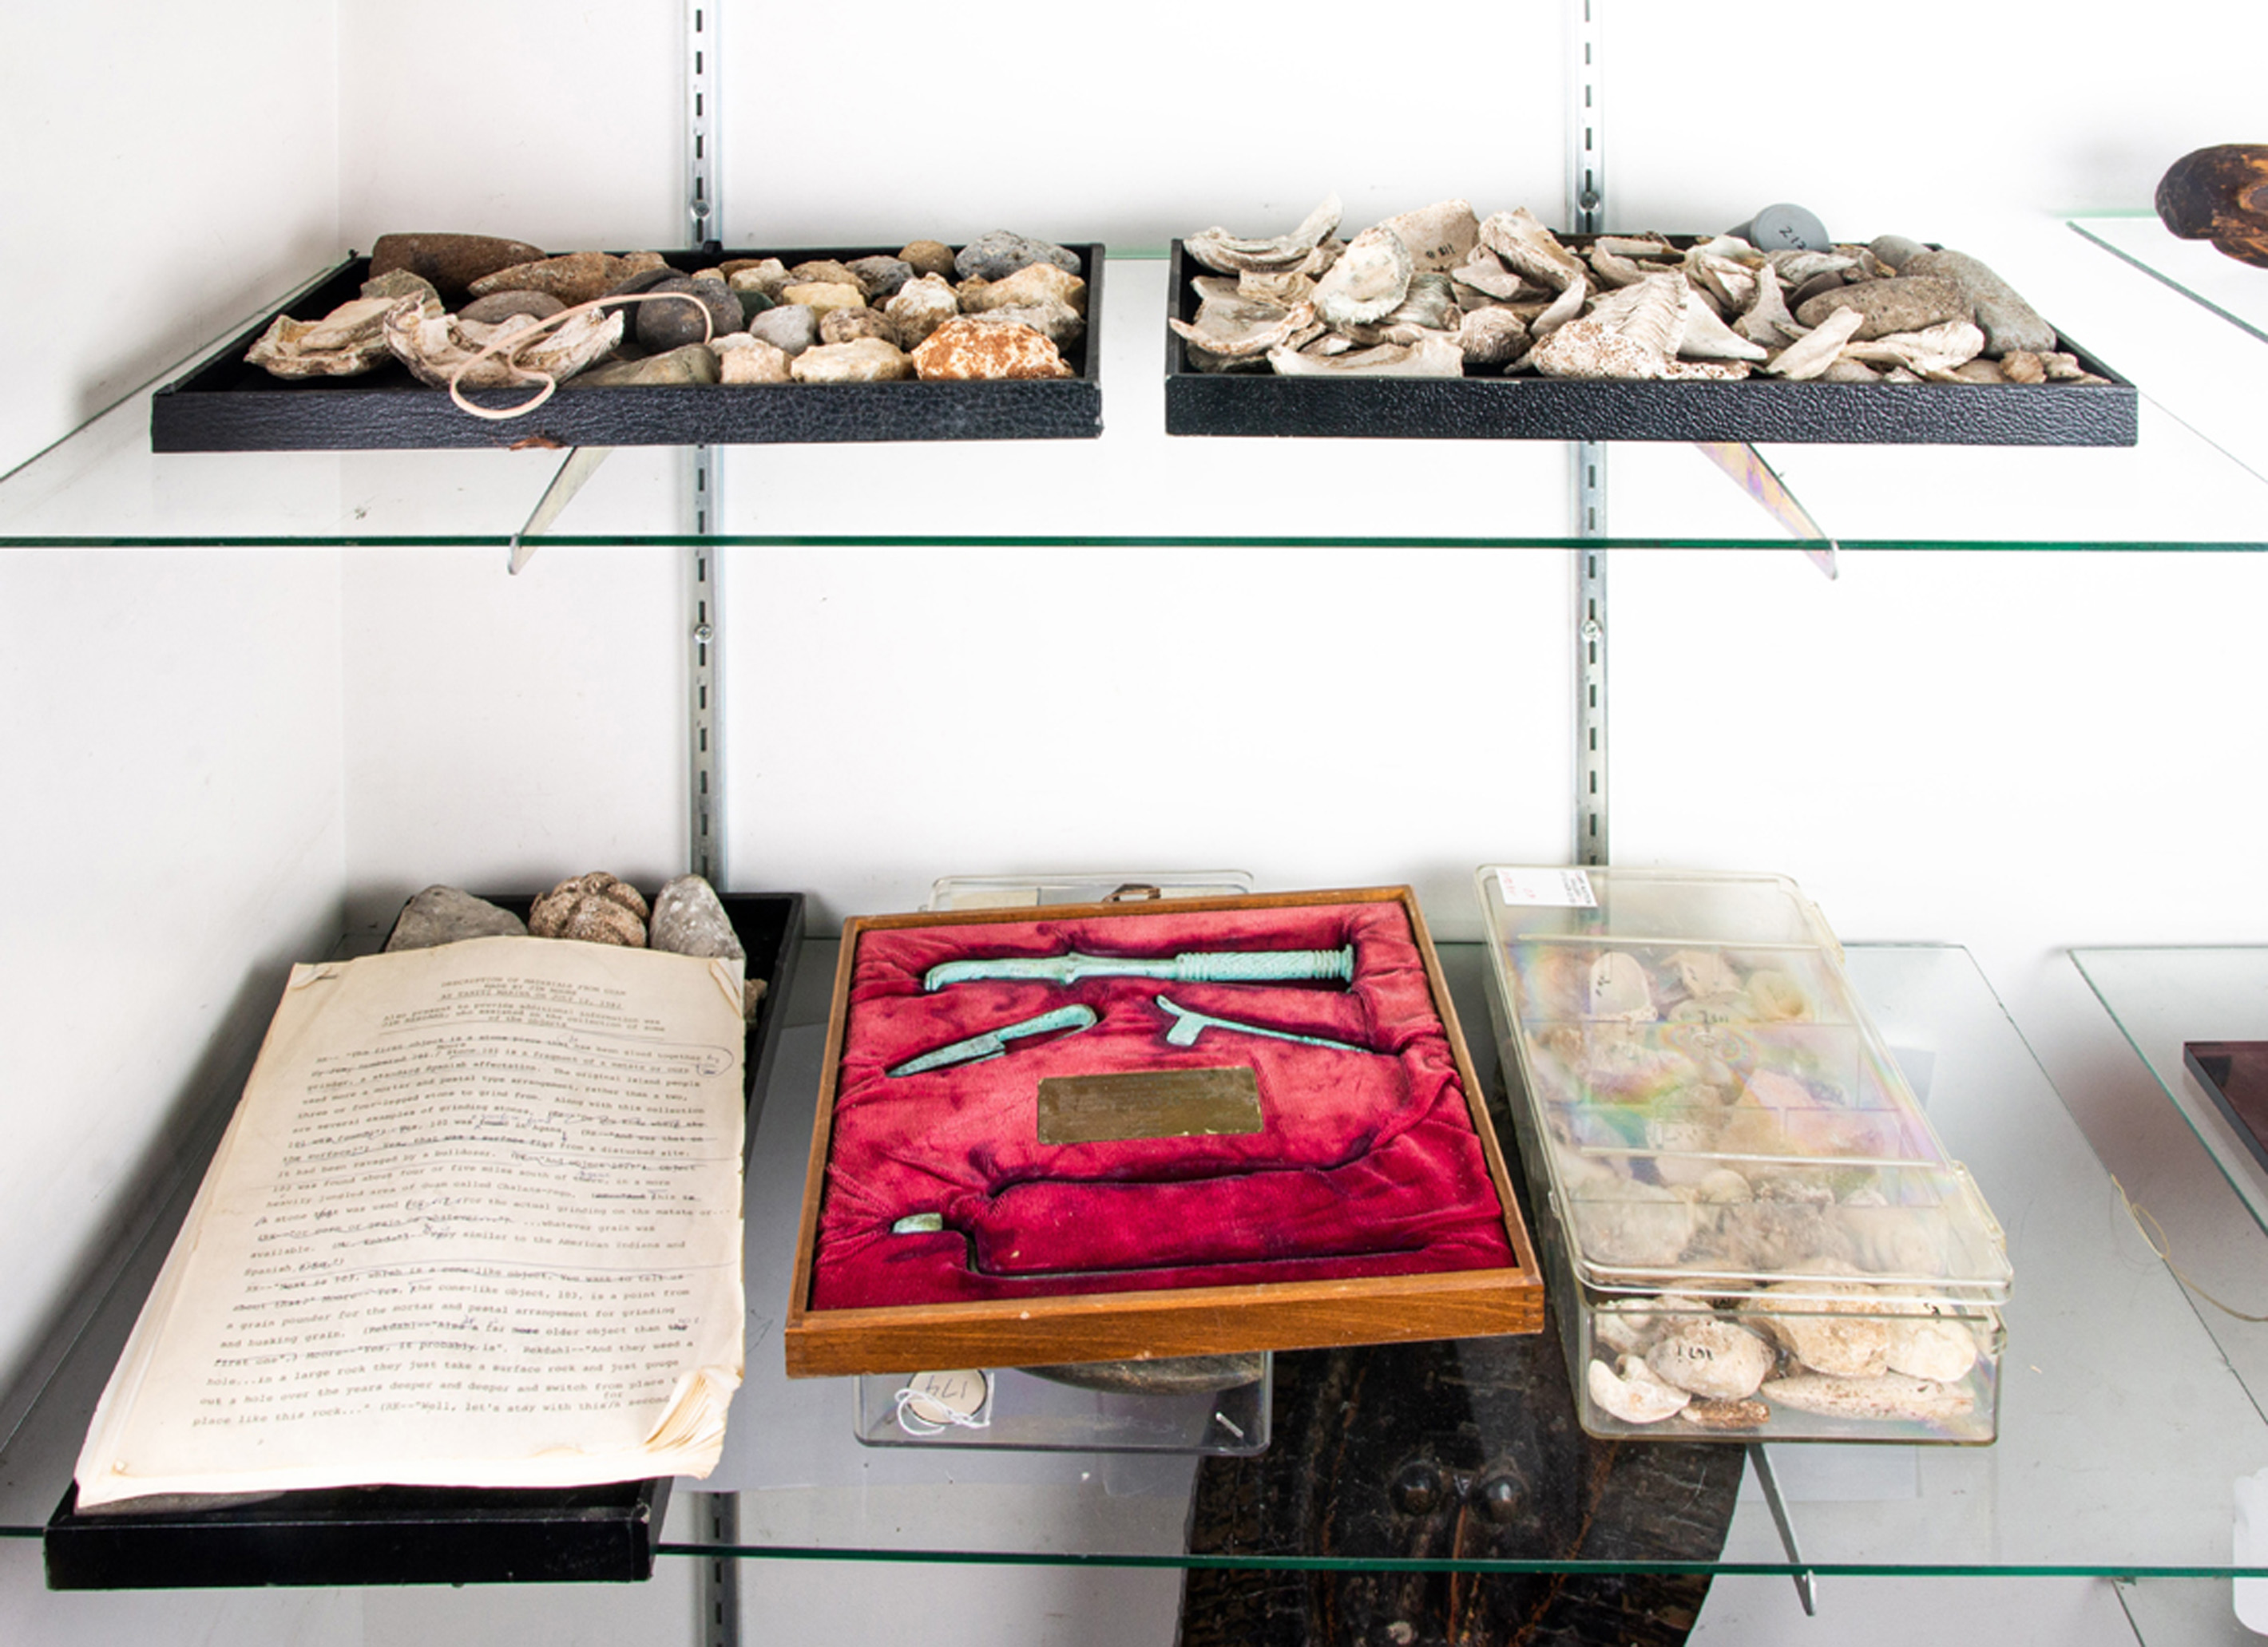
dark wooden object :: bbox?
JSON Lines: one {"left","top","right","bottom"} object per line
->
{"left": 2157, "top": 145, "right": 2268, "bottom": 268}
{"left": 784, "top": 888, "right": 1545, "bottom": 1377}
{"left": 1180, "top": 1334, "right": 1741, "bottom": 1647}
{"left": 1164, "top": 239, "right": 2136, "bottom": 447}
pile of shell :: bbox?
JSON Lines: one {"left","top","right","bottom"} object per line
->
{"left": 246, "top": 230, "right": 1087, "bottom": 393}
{"left": 1175, "top": 196, "right": 2109, "bottom": 386}
{"left": 1584, "top": 1281, "right": 1989, "bottom": 1432}
{"left": 386, "top": 871, "right": 766, "bottom": 1019}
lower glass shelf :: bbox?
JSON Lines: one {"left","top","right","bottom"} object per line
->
{"left": 7, "top": 942, "right": 2266, "bottom": 1580}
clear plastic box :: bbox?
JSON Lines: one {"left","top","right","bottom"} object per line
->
{"left": 1475, "top": 866, "right": 2009, "bottom": 1443}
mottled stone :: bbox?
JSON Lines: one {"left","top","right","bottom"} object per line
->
{"left": 572, "top": 344, "right": 721, "bottom": 386}
{"left": 882, "top": 274, "right": 959, "bottom": 347}
{"left": 912, "top": 315, "right": 1075, "bottom": 381}
{"left": 790, "top": 338, "right": 914, "bottom": 382}
{"left": 958, "top": 260, "right": 1088, "bottom": 318}
{"left": 847, "top": 255, "right": 914, "bottom": 302}
{"left": 820, "top": 305, "right": 901, "bottom": 346}
{"left": 780, "top": 281, "right": 866, "bottom": 319}
{"left": 360, "top": 267, "right": 441, "bottom": 307}
{"left": 636, "top": 275, "right": 743, "bottom": 350}
{"left": 1794, "top": 275, "right": 1969, "bottom": 341}
{"left": 787, "top": 258, "right": 866, "bottom": 293}
{"left": 648, "top": 873, "right": 761, "bottom": 1015}
{"left": 1895, "top": 248, "right": 2057, "bottom": 356}
{"left": 369, "top": 232, "right": 546, "bottom": 302}
{"left": 385, "top": 886, "right": 527, "bottom": 952}
{"left": 975, "top": 300, "right": 1082, "bottom": 348}
{"left": 715, "top": 334, "right": 793, "bottom": 384}
{"left": 954, "top": 230, "right": 1082, "bottom": 283}
{"left": 528, "top": 873, "right": 648, "bottom": 946}
{"left": 1786, "top": 269, "right": 1852, "bottom": 311}
{"left": 460, "top": 290, "right": 566, "bottom": 326}
{"left": 725, "top": 259, "right": 791, "bottom": 303}
{"left": 900, "top": 239, "right": 958, "bottom": 279}
{"left": 1868, "top": 234, "right": 1929, "bottom": 271}
{"left": 470, "top": 250, "right": 667, "bottom": 307}
{"left": 747, "top": 304, "right": 819, "bottom": 356}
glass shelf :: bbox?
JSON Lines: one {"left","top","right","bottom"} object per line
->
{"left": 5, "top": 240, "right": 2266, "bottom": 552}
{"left": 10, "top": 941, "right": 2256, "bottom": 1579}
{"left": 2071, "top": 947, "right": 2268, "bottom": 1239}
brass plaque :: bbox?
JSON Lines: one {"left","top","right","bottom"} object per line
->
{"left": 1037, "top": 1067, "right": 1265, "bottom": 1144}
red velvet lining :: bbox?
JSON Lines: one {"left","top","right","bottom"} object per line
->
{"left": 809, "top": 901, "right": 1517, "bottom": 1311}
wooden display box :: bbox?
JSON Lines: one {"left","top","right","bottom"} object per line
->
{"left": 784, "top": 887, "right": 1544, "bottom": 1377}
{"left": 151, "top": 247, "right": 1104, "bottom": 452}
{"left": 1163, "top": 239, "right": 2137, "bottom": 446}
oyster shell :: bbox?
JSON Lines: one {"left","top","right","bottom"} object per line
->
{"left": 1588, "top": 1355, "right": 1691, "bottom": 1424}
{"left": 1460, "top": 306, "right": 1529, "bottom": 368}
{"left": 1529, "top": 273, "right": 1590, "bottom": 339}
{"left": 1449, "top": 247, "right": 1532, "bottom": 303}
{"left": 1312, "top": 224, "right": 1414, "bottom": 327}
{"left": 246, "top": 295, "right": 416, "bottom": 378}
{"left": 1238, "top": 268, "right": 1317, "bottom": 307}
{"left": 1751, "top": 1281, "right": 1890, "bottom": 1377}
{"left": 1841, "top": 320, "right": 1986, "bottom": 377}
{"left": 1679, "top": 287, "right": 1769, "bottom": 362}
{"left": 1762, "top": 306, "right": 1866, "bottom": 380}
{"left": 1338, "top": 272, "right": 1461, "bottom": 343}
{"left": 1171, "top": 292, "right": 1318, "bottom": 362}
{"left": 1185, "top": 194, "right": 1344, "bottom": 275}
{"left": 1377, "top": 198, "right": 1480, "bottom": 271}
{"left": 1529, "top": 272, "right": 1683, "bottom": 379}
{"left": 1265, "top": 334, "right": 1463, "bottom": 377}
{"left": 1477, "top": 207, "right": 1586, "bottom": 291}
{"left": 1646, "top": 1318, "right": 1775, "bottom": 1401}
{"left": 1762, "top": 1373, "right": 1974, "bottom": 1421}
{"left": 383, "top": 298, "right": 623, "bottom": 396}
{"left": 1883, "top": 1315, "right": 1980, "bottom": 1383}
{"left": 1571, "top": 1179, "right": 1699, "bottom": 1266}
{"left": 1737, "top": 262, "right": 1801, "bottom": 346}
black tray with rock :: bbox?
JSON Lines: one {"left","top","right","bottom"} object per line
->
{"left": 151, "top": 232, "right": 1102, "bottom": 451}
{"left": 1163, "top": 197, "right": 2135, "bottom": 445}
{"left": 42, "top": 881, "right": 803, "bottom": 1590}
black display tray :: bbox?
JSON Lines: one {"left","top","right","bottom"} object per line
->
{"left": 43, "top": 889, "right": 803, "bottom": 1589}
{"left": 1162, "top": 239, "right": 2138, "bottom": 446}
{"left": 152, "top": 248, "right": 1103, "bottom": 452}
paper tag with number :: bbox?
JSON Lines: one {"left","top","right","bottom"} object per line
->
{"left": 901, "top": 1368, "right": 989, "bottom": 1427}
{"left": 1496, "top": 867, "right": 1597, "bottom": 908}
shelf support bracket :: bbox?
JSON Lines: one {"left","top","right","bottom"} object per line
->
{"left": 1568, "top": 0, "right": 1609, "bottom": 867}
{"left": 506, "top": 445, "right": 614, "bottom": 574}
{"left": 1748, "top": 1443, "right": 1820, "bottom": 1617}
{"left": 1693, "top": 441, "right": 1841, "bottom": 579}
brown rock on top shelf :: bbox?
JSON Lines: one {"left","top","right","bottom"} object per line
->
{"left": 529, "top": 872, "right": 649, "bottom": 948}
{"left": 368, "top": 232, "right": 547, "bottom": 302}
{"left": 468, "top": 250, "right": 668, "bottom": 307}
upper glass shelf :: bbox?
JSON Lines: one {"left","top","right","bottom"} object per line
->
{"left": 13, "top": 941, "right": 2252, "bottom": 1578}
{"left": 4, "top": 230, "right": 2266, "bottom": 552}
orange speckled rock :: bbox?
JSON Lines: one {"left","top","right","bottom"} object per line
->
{"left": 911, "top": 315, "right": 1075, "bottom": 382}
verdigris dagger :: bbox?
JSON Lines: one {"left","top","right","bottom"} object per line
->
{"left": 886, "top": 1004, "right": 1098, "bottom": 1077}
{"left": 924, "top": 945, "right": 1354, "bottom": 992}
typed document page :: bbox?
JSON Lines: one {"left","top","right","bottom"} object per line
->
{"left": 73, "top": 936, "right": 747, "bottom": 1508}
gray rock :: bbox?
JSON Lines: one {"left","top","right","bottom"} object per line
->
{"left": 1794, "top": 275, "right": 1970, "bottom": 341}
{"left": 1868, "top": 234, "right": 1929, "bottom": 271}
{"left": 747, "top": 303, "right": 819, "bottom": 356}
{"left": 1894, "top": 248, "right": 2057, "bottom": 356}
{"left": 636, "top": 275, "right": 743, "bottom": 350}
{"left": 386, "top": 885, "right": 527, "bottom": 952}
{"left": 360, "top": 267, "right": 441, "bottom": 307}
{"left": 572, "top": 344, "right": 721, "bottom": 386}
{"left": 460, "top": 290, "right": 566, "bottom": 325}
{"left": 1786, "top": 269, "right": 1851, "bottom": 311}
{"left": 649, "top": 874, "right": 743, "bottom": 960}
{"left": 724, "top": 258, "right": 791, "bottom": 302}
{"left": 954, "top": 230, "right": 1082, "bottom": 283}
{"left": 847, "top": 255, "right": 914, "bottom": 302}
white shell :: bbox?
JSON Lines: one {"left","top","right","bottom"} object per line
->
{"left": 1751, "top": 1281, "right": 1891, "bottom": 1376}
{"left": 1588, "top": 1356, "right": 1691, "bottom": 1424}
{"left": 1170, "top": 293, "right": 1318, "bottom": 359}
{"left": 1587, "top": 950, "right": 1656, "bottom": 1019}
{"left": 1646, "top": 1319, "right": 1776, "bottom": 1400}
{"left": 1449, "top": 247, "right": 1532, "bottom": 302}
{"left": 1265, "top": 334, "right": 1463, "bottom": 378}
{"left": 1593, "top": 1299, "right": 1663, "bottom": 1356}
{"left": 1378, "top": 199, "right": 1480, "bottom": 272}
{"left": 1764, "top": 307, "right": 1866, "bottom": 380}
{"left": 1312, "top": 225, "right": 1415, "bottom": 327}
{"left": 1477, "top": 208, "right": 1587, "bottom": 292}
{"left": 1460, "top": 306, "right": 1529, "bottom": 368}
{"left": 1530, "top": 272, "right": 1683, "bottom": 380}
{"left": 1185, "top": 194, "right": 1344, "bottom": 275}
{"left": 1678, "top": 287, "right": 1769, "bottom": 362}
{"left": 383, "top": 299, "right": 622, "bottom": 390}
{"left": 246, "top": 295, "right": 418, "bottom": 378}
{"left": 1841, "top": 320, "right": 1987, "bottom": 376}
{"left": 1884, "top": 1316, "right": 1980, "bottom": 1382}
{"left": 1736, "top": 262, "right": 1802, "bottom": 346}
{"left": 1762, "top": 1373, "right": 1975, "bottom": 1421}
{"left": 1529, "top": 273, "right": 1589, "bottom": 340}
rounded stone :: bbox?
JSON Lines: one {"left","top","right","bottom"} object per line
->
{"left": 649, "top": 873, "right": 745, "bottom": 960}
{"left": 715, "top": 335, "right": 793, "bottom": 384}
{"left": 787, "top": 258, "right": 866, "bottom": 293}
{"left": 636, "top": 275, "right": 743, "bottom": 350}
{"left": 911, "top": 315, "right": 1073, "bottom": 381}
{"left": 780, "top": 281, "right": 866, "bottom": 319}
{"left": 1794, "top": 275, "right": 1970, "bottom": 341}
{"left": 883, "top": 275, "right": 959, "bottom": 348}
{"left": 460, "top": 290, "right": 566, "bottom": 326}
{"left": 821, "top": 305, "right": 900, "bottom": 346}
{"left": 900, "top": 239, "right": 958, "bottom": 279}
{"left": 789, "top": 338, "right": 914, "bottom": 383}
{"left": 725, "top": 259, "right": 791, "bottom": 303}
{"left": 1894, "top": 248, "right": 2058, "bottom": 356}
{"left": 954, "top": 230, "right": 1082, "bottom": 283}
{"left": 847, "top": 255, "right": 914, "bottom": 302}
{"left": 571, "top": 344, "right": 721, "bottom": 387}
{"left": 470, "top": 250, "right": 665, "bottom": 307}
{"left": 747, "top": 304, "right": 819, "bottom": 356}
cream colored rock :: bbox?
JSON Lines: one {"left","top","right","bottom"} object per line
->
{"left": 791, "top": 338, "right": 914, "bottom": 383}
{"left": 1762, "top": 1373, "right": 1975, "bottom": 1421}
{"left": 1883, "top": 1314, "right": 1980, "bottom": 1382}
{"left": 883, "top": 273, "right": 959, "bottom": 348}
{"left": 1646, "top": 1318, "right": 1775, "bottom": 1400}
{"left": 1752, "top": 1281, "right": 1890, "bottom": 1376}
{"left": 958, "top": 260, "right": 1088, "bottom": 318}
{"left": 715, "top": 335, "right": 791, "bottom": 384}
{"left": 780, "top": 281, "right": 866, "bottom": 317}
{"left": 982, "top": 299, "right": 1084, "bottom": 348}
{"left": 726, "top": 259, "right": 791, "bottom": 302}
{"left": 1588, "top": 1356, "right": 1691, "bottom": 1424}
{"left": 246, "top": 295, "right": 410, "bottom": 378}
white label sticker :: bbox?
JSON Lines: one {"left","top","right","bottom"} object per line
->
{"left": 1497, "top": 867, "right": 1597, "bottom": 908}
{"left": 900, "top": 1368, "right": 989, "bottom": 1428}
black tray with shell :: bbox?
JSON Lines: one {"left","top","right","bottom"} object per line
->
{"left": 151, "top": 247, "right": 1102, "bottom": 452}
{"left": 42, "top": 889, "right": 803, "bottom": 1590}
{"left": 1162, "top": 236, "right": 2136, "bottom": 446}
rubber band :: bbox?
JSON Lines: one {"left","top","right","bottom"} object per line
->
{"left": 444, "top": 290, "right": 717, "bottom": 422}
{"left": 893, "top": 1373, "right": 992, "bottom": 1436}
{"left": 2111, "top": 1174, "right": 2268, "bottom": 1323}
